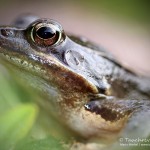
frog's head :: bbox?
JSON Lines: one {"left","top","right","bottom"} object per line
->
{"left": 0, "top": 17, "right": 134, "bottom": 139}
{"left": 0, "top": 19, "right": 101, "bottom": 100}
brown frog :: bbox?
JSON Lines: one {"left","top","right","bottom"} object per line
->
{"left": 0, "top": 14, "right": 150, "bottom": 145}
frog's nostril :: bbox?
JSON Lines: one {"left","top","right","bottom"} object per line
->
{"left": 1, "top": 29, "right": 14, "bottom": 37}
{"left": 1, "top": 29, "right": 8, "bottom": 37}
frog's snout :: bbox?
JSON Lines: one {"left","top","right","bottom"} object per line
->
{"left": 0, "top": 27, "right": 25, "bottom": 51}
{"left": 0, "top": 27, "right": 15, "bottom": 50}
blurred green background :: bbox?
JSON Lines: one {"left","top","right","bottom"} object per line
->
{"left": 0, "top": 0, "right": 150, "bottom": 150}
{"left": 0, "top": 0, "right": 150, "bottom": 26}
{"left": 83, "top": 0, "right": 150, "bottom": 26}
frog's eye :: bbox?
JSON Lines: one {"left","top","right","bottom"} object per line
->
{"left": 28, "top": 19, "right": 65, "bottom": 47}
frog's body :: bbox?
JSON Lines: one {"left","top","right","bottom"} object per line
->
{"left": 0, "top": 15, "right": 150, "bottom": 143}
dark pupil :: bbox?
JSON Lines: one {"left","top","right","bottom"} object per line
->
{"left": 36, "top": 27, "right": 55, "bottom": 39}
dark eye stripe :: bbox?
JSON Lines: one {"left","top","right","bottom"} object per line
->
{"left": 84, "top": 100, "right": 132, "bottom": 122}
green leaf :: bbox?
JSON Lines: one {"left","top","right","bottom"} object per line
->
{"left": 0, "top": 104, "right": 38, "bottom": 150}
{"left": 15, "top": 137, "right": 66, "bottom": 150}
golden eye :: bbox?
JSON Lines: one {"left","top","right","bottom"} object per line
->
{"left": 28, "top": 19, "right": 65, "bottom": 47}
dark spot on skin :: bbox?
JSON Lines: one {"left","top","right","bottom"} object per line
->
{"left": 85, "top": 100, "right": 132, "bottom": 122}
{"left": 96, "top": 86, "right": 107, "bottom": 94}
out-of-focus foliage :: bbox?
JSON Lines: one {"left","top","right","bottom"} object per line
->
{"left": 79, "top": 0, "right": 150, "bottom": 26}
{"left": 0, "top": 0, "right": 149, "bottom": 26}
{"left": 15, "top": 136, "right": 65, "bottom": 150}
{"left": 0, "top": 62, "right": 68, "bottom": 150}
{"left": 0, "top": 64, "right": 37, "bottom": 150}
{"left": 0, "top": 104, "right": 38, "bottom": 150}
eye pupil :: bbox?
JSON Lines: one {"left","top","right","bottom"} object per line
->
{"left": 36, "top": 26, "right": 55, "bottom": 39}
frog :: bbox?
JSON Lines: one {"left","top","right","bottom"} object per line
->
{"left": 0, "top": 14, "right": 150, "bottom": 147}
